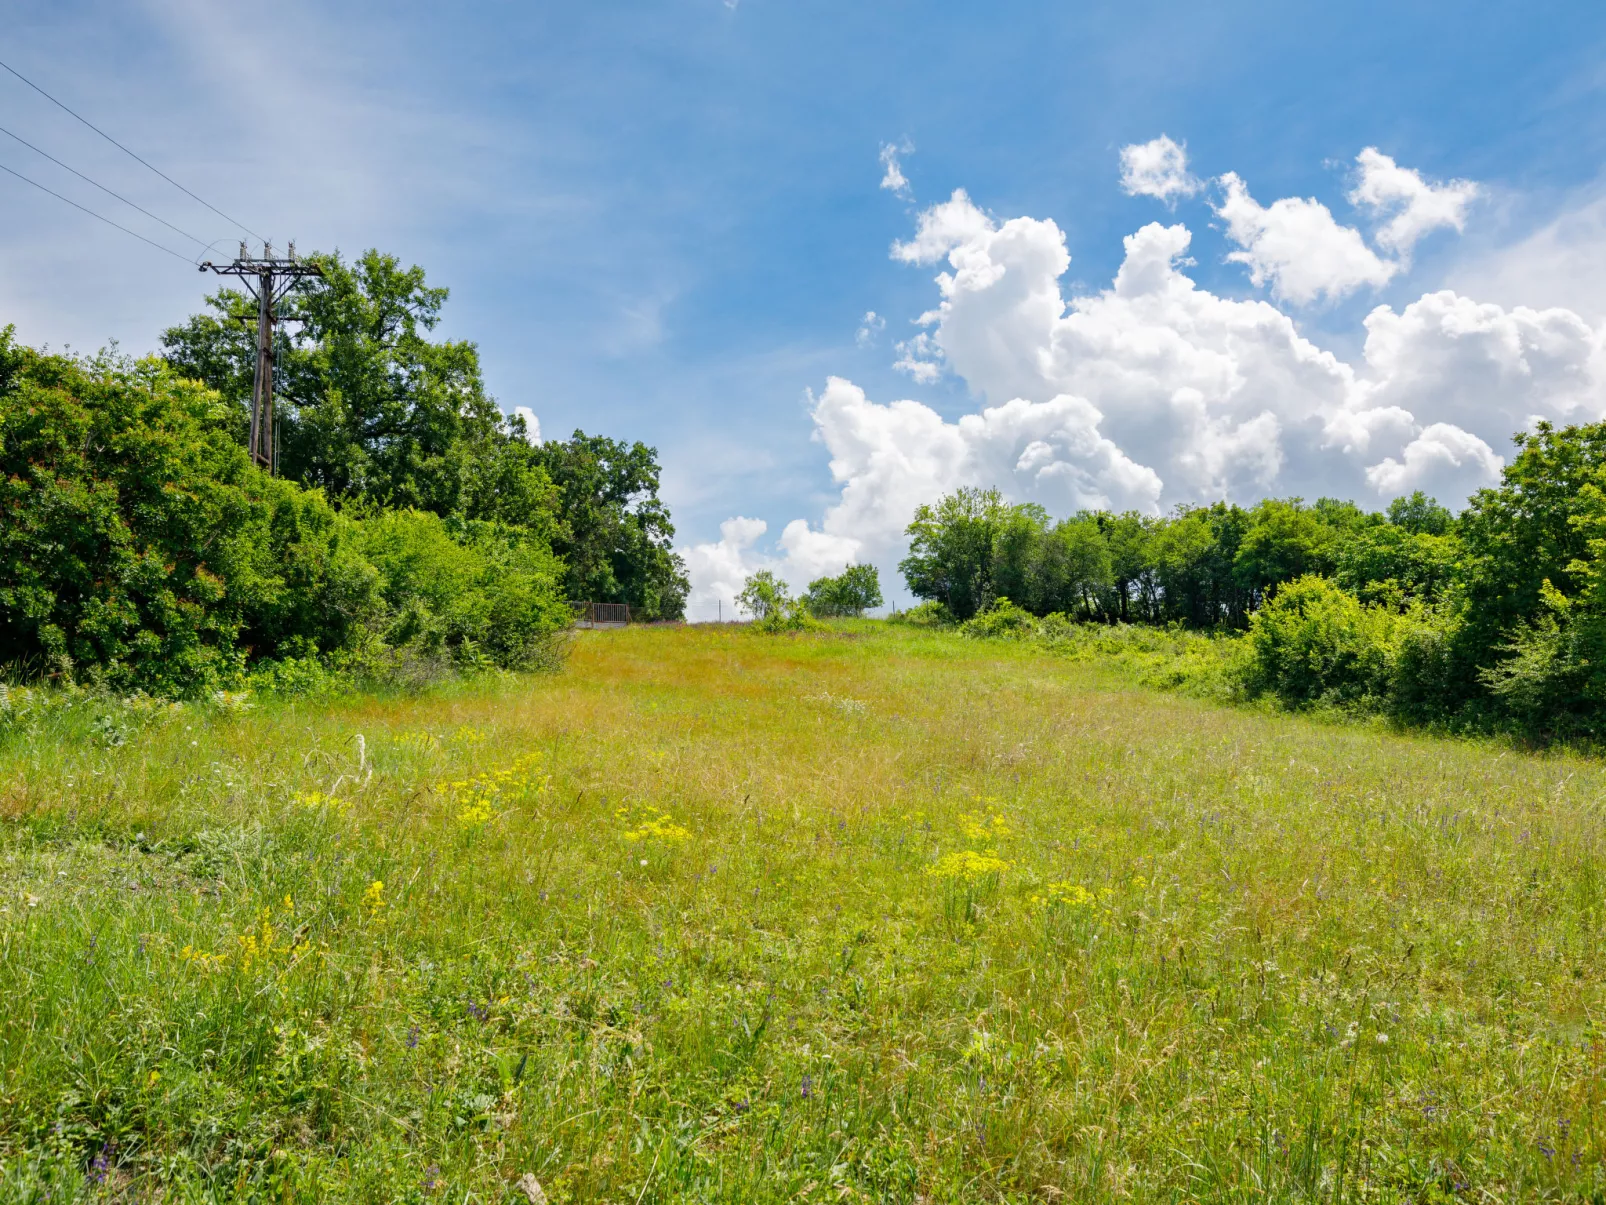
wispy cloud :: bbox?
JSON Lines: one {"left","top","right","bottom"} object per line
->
{"left": 879, "top": 140, "right": 914, "bottom": 199}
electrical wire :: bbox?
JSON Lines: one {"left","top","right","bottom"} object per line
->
{"left": 0, "top": 158, "right": 192, "bottom": 262}
{"left": 0, "top": 55, "right": 264, "bottom": 242}
{"left": 0, "top": 122, "right": 209, "bottom": 249}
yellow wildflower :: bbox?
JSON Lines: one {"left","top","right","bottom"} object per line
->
{"left": 925, "top": 850, "right": 1011, "bottom": 882}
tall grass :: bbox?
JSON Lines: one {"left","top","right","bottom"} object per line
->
{"left": 2, "top": 623, "right": 1605, "bottom": 1201}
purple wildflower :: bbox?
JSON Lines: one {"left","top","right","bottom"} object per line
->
{"left": 89, "top": 1140, "right": 114, "bottom": 1184}
{"left": 407, "top": 1024, "right": 421, "bottom": 1049}
{"left": 423, "top": 1164, "right": 441, "bottom": 1191}
{"left": 800, "top": 1074, "right": 813, "bottom": 1100}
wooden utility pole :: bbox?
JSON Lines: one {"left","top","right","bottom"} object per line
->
{"left": 199, "top": 241, "right": 322, "bottom": 473}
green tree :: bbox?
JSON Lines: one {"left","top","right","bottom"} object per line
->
{"left": 989, "top": 504, "right": 1050, "bottom": 609}
{"left": 900, "top": 487, "right": 1011, "bottom": 621}
{"left": 532, "top": 432, "right": 689, "bottom": 621}
{"left": 1455, "top": 423, "right": 1606, "bottom": 677}
{"left": 1458, "top": 423, "right": 1606, "bottom": 732}
{"left": 804, "top": 564, "right": 884, "bottom": 617}
{"left": 1151, "top": 504, "right": 1251, "bottom": 627}
{"left": 1232, "top": 498, "right": 1338, "bottom": 609}
{"left": 161, "top": 249, "right": 558, "bottom": 530}
{"left": 736, "top": 570, "right": 811, "bottom": 632}
{"left": 1333, "top": 524, "right": 1461, "bottom": 607}
{"left": 1242, "top": 574, "right": 1400, "bottom": 708}
{"left": 1386, "top": 490, "right": 1454, "bottom": 536}
{"left": 1028, "top": 516, "right": 1112, "bottom": 618}
{"left": 1096, "top": 511, "right": 1161, "bottom": 623}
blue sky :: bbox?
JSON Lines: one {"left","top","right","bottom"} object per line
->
{"left": 7, "top": 1, "right": 1606, "bottom": 614}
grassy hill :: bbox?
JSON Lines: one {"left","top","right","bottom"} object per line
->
{"left": 2, "top": 624, "right": 1604, "bottom": 1201}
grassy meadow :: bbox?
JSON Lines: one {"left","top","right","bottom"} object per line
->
{"left": 3, "top": 623, "right": 1606, "bottom": 1202}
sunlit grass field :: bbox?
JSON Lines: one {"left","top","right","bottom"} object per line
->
{"left": 4, "top": 623, "right": 1606, "bottom": 1202}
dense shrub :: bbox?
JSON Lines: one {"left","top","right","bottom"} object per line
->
{"left": 0, "top": 332, "right": 570, "bottom": 695}
{"left": 1240, "top": 576, "right": 1398, "bottom": 707}
{"left": 901, "top": 453, "right": 1606, "bottom": 741}
{"left": 0, "top": 335, "right": 368, "bottom": 694}
{"left": 886, "top": 601, "right": 954, "bottom": 627}
{"left": 353, "top": 510, "right": 569, "bottom": 669}
{"left": 959, "top": 598, "right": 1038, "bottom": 640}
{"left": 163, "top": 250, "right": 688, "bottom": 622}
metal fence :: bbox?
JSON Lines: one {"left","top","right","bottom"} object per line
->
{"left": 571, "top": 601, "right": 631, "bottom": 629}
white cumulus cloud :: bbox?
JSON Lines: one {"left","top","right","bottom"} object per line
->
{"left": 1119, "top": 135, "right": 1202, "bottom": 205}
{"left": 1364, "top": 423, "right": 1504, "bottom": 501}
{"left": 1448, "top": 190, "right": 1606, "bottom": 322}
{"left": 855, "top": 310, "right": 886, "bottom": 347}
{"left": 1350, "top": 147, "right": 1479, "bottom": 257}
{"left": 1216, "top": 171, "right": 1399, "bottom": 304}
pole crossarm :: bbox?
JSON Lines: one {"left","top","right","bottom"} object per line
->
{"left": 198, "top": 243, "right": 323, "bottom": 475}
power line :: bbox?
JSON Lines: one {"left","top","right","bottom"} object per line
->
{"left": 0, "top": 158, "right": 192, "bottom": 262}
{"left": 0, "top": 55, "right": 263, "bottom": 242}
{"left": 0, "top": 122, "right": 209, "bottom": 249}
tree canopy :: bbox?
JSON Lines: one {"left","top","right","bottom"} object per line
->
{"left": 531, "top": 433, "right": 688, "bottom": 622}
{"left": 161, "top": 249, "right": 558, "bottom": 532}
{"left": 161, "top": 249, "right": 688, "bottom": 620}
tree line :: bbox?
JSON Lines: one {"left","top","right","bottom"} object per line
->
{"left": 1, "top": 250, "right": 688, "bottom": 696}
{"left": 898, "top": 425, "right": 1606, "bottom": 740}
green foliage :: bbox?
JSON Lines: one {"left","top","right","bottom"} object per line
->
{"left": 735, "top": 570, "right": 789, "bottom": 621}
{"left": 803, "top": 564, "right": 883, "bottom": 617}
{"left": 532, "top": 432, "right": 689, "bottom": 620}
{"left": 1026, "top": 515, "right": 1112, "bottom": 617}
{"left": 899, "top": 458, "right": 1606, "bottom": 739}
{"left": 161, "top": 251, "right": 558, "bottom": 529}
{"left": 1231, "top": 497, "right": 1339, "bottom": 605}
{"left": 959, "top": 597, "right": 1038, "bottom": 640}
{"left": 900, "top": 486, "right": 1010, "bottom": 620}
{"left": 1240, "top": 575, "right": 1400, "bottom": 707}
{"left": 0, "top": 331, "right": 569, "bottom": 694}
{"left": 1454, "top": 422, "right": 1606, "bottom": 707}
{"left": 1332, "top": 521, "right": 1460, "bottom": 607}
{"left": 1387, "top": 488, "right": 1454, "bottom": 535}
{"left": 1475, "top": 469, "right": 1606, "bottom": 738}
{"left": 162, "top": 252, "right": 693, "bottom": 624}
{"left": 885, "top": 600, "right": 955, "bottom": 627}
{"left": 736, "top": 570, "right": 819, "bottom": 633}
{"left": 0, "top": 333, "right": 375, "bottom": 695}
{"left": 352, "top": 510, "right": 570, "bottom": 670}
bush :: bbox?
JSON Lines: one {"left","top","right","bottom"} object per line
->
{"left": 0, "top": 333, "right": 570, "bottom": 695}
{"left": 353, "top": 510, "right": 570, "bottom": 669}
{"left": 734, "top": 570, "right": 821, "bottom": 634}
{"left": 0, "top": 336, "right": 380, "bottom": 695}
{"left": 959, "top": 598, "right": 1038, "bottom": 640}
{"left": 886, "top": 601, "right": 954, "bottom": 627}
{"left": 1240, "top": 576, "right": 1399, "bottom": 708}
